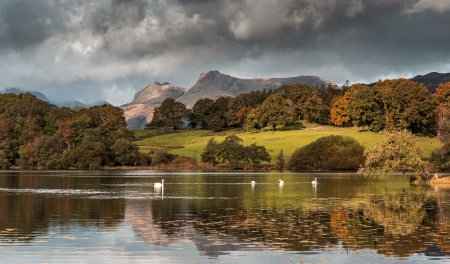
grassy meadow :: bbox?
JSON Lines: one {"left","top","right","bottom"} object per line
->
{"left": 134, "top": 123, "right": 442, "bottom": 163}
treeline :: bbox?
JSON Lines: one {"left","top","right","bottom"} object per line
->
{"left": 149, "top": 79, "right": 450, "bottom": 136}
{"left": 0, "top": 93, "right": 150, "bottom": 169}
{"left": 149, "top": 83, "right": 342, "bottom": 131}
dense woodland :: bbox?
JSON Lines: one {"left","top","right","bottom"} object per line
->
{"left": 0, "top": 93, "right": 151, "bottom": 169}
{"left": 149, "top": 78, "right": 450, "bottom": 172}
{"left": 3, "top": 78, "right": 450, "bottom": 171}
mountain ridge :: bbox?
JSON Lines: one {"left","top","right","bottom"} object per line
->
{"left": 123, "top": 71, "right": 337, "bottom": 129}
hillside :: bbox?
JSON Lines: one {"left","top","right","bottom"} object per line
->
{"left": 134, "top": 124, "right": 442, "bottom": 163}
{"left": 410, "top": 72, "right": 450, "bottom": 93}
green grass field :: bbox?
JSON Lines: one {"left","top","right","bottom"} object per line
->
{"left": 134, "top": 123, "right": 442, "bottom": 162}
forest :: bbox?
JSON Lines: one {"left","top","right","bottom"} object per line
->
{"left": 148, "top": 78, "right": 450, "bottom": 173}
{"left": 2, "top": 78, "right": 450, "bottom": 171}
{"left": 0, "top": 93, "right": 151, "bottom": 169}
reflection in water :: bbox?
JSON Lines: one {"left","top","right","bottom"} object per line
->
{"left": 1, "top": 171, "right": 450, "bottom": 262}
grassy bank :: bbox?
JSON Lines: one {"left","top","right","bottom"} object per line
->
{"left": 134, "top": 123, "right": 442, "bottom": 162}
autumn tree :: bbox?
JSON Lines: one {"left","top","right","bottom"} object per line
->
{"left": 330, "top": 84, "right": 362, "bottom": 126}
{"left": 375, "top": 79, "right": 435, "bottom": 132}
{"left": 432, "top": 82, "right": 450, "bottom": 139}
{"left": 226, "top": 90, "right": 272, "bottom": 127}
{"left": 357, "top": 131, "right": 425, "bottom": 179}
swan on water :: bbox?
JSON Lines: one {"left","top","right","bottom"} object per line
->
{"left": 312, "top": 178, "right": 317, "bottom": 184}
{"left": 279, "top": 179, "right": 284, "bottom": 185}
{"left": 154, "top": 179, "right": 164, "bottom": 188}
{"left": 251, "top": 181, "right": 256, "bottom": 185}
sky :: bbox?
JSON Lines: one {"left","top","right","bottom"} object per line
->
{"left": 1, "top": 0, "right": 450, "bottom": 106}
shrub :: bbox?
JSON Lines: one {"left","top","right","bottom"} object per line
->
{"left": 287, "top": 135, "right": 365, "bottom": 170}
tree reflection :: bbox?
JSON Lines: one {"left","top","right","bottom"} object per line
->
{"left": 0, "top": 172, "right": 125, "bottom": 242}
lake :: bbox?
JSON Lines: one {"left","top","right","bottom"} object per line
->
{"left": 0, "top": 170, "right": 449, "bottom": 263}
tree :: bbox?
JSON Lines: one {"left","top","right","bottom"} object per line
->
{"left": 76, "top": 141, "right": 107, "bottom": 170}
{"left": 253, "top": 93, "right": 295, "bottom": 130}
{"left": 110, "top": 138, "right": 140, "bottom": 166}
{"left": 276, "top": 84, "right": 327, "bottom": 123}
{"left": 330, "top": 84, "right": 362, "bottom": 126}
{"left": 150, "top": 98, "right": 187, "bottom": 130}
{"left": 375, "top": 79, "right": 435, "bottom": 132}
{"left": 357, "top": 131, "right": 425, "bottom": 179}
{"left": 201, "top": 138, "right": 219, "bottom": 166}
{"left": 152, "top": 149, "right": 175, "bottom": 168}
{"left": 288, "top": 135, "right": 365, "bottom": 170}
{"left": 149, "top": 98, "right": 187, "bottom": 130}
{"left": 189, "top": 98, "right": 215, "bottom": 128}
{"left": 276, "top": 149, "right": 285, "bottom": 169}
{"left": 346, "top": 85, "right": 385, "bottom": 132}
{"left": 216, "top": 135, "right": 246, "bottom": 168}
{"left": 432, "top": 82, "right": 450, "bottom": 139}
{"left": 245, "top": 143, "right": 271, "bottom": 168}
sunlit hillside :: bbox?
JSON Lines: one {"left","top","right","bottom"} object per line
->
{"left": 134, "top": 123, "right": 442, "bottom": 162}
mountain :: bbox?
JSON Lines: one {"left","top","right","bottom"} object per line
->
{"left": 1, "top": 88, "right": 110, "bottom": 108}
{"left": 410, "top": 72, "right": 450, "bottom": 93}
{"left": 123, "top": 71, "right": 336, "bottom": 129}
{"left": 54, "top": 100, "right": 110, "bottom": 108}
{"left": 126, "top": 82, "right": 186, "bottom": 107}
{"left": 176, "top": 71, "right": 336, "bottom": 108}
{"left": 2, "top": 87, "right": 53, "bottom": 103}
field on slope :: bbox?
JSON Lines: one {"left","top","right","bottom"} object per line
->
{"left": 134, "top": 123, "right": 442, "bottom": 162}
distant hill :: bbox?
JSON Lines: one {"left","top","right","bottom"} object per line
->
{"left": 123, "top": 71, "right": 336, "bottom": 129}
{"left": 54, "top": 100, "right": 110, "bottom": 108}
{"left": 0, "top": 88, "right": 110, "bottom": 109}
{"left": 176, "top": 71, "right": 336, "bottom": 108}
{"left": 410, "top": 72, "right": 450, "bottom": 93}
{"left": 2, "top": 87, "right": 52, "bottom": 103}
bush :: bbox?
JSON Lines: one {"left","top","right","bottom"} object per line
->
{"left": 287, "top": 135, "right": 365, "bottom": 170}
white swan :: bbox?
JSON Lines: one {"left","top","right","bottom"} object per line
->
{"left": 312, "top": 178, "right": 317, "bottom": 185}
{"left": 154, "top": 179, "right": 164, "bottom": 188}
{"left": 251, "top": 181, "right": 256, "bottom": 185}
{"left": 279, "top": 179, "right": 284, "bottom": 185}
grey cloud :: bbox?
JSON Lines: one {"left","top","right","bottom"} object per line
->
{"left": 1, "top": 0, "right": 450, "bottom": 105}
{"left": 0, "top": 0, "right": 69, "bottom": 50}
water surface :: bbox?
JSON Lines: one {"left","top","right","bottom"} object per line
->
{"left": 0, "top": 170, "right": 449, "bottom": 263}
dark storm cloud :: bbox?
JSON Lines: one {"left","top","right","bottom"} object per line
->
{"left": 1, "top": 0, "right": 450, "bottom": 105}
{"left": 0, "top": 0, "right": 69, "bottom": 50}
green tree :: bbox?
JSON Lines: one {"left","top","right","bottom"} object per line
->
{"left": 201, "top": 138, "right": 219, "bottom": 166}
{"left": 347, "top": 85, "right": 385, "bottom": 132}
{"left": 276, "top": 149, "right": 285, "bottom": 169}
{"left": 149, "top": 98, "right": 187, "bottom": 130}
{"left": 189, "top": 98, "right": 215, "bottom": 128}
{"left": 253, "top": 93, "right": 295, "bottom": 130}
{"left": 110, "top": 138, "right": 140, "bottom": 166}
{"left": 288, "top": 135, "right": 365, "bottom": 170}
{"left": 76, "top": 141, "right": 107, "bottom": 170}
{"left": 357, "top": 131, "right": 425, "bottom": 179}
{"left": 245, "top": 143, "right": 271, "bottom": 168}
{"left": 217, "top": 135, "right": 246, "bottom": 168}
{"left": 152, "top": 149, "right": 175, "bottom": 168}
